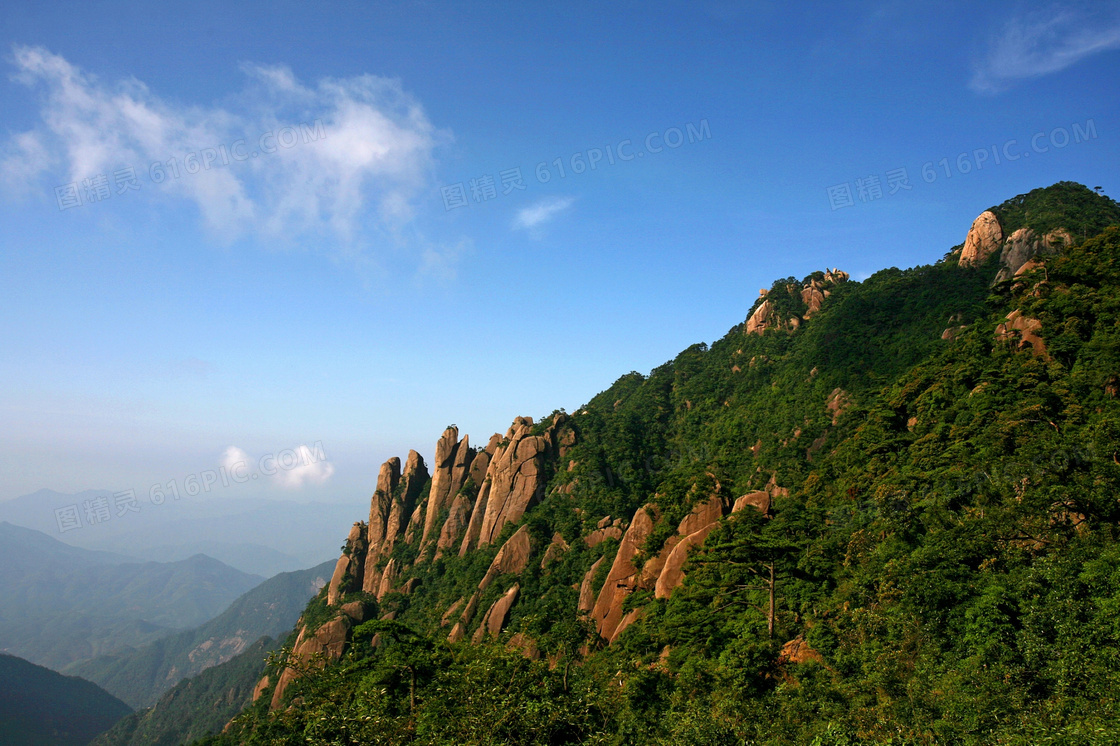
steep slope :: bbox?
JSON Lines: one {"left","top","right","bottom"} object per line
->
{"left": 0, "top": 652, "right": 131, "bottom": 746}
{"left": 90, "top": 638, "right": 277, "bottom": 746}
{"left": 212, "top": 183, "right": 1120, "bottom": 745}
{"left": 0, "top": 522, "right": 263, "bottom": 670}
{"left": 69, "top": 559, "right": 334, "bottom": 708}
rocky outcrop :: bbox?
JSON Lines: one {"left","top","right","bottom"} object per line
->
{"left": 474, "top": 417, "right": 551, "bottom": 548}
{"left": 472, "top": 584, "right": 520, "bottom": 642}
{"left": 591, "top": 505, "right": 658, "bottom": 643}
{"left": 996, "top": 309, "right": 1048, "bottom": 358}
{"left": 578, "top": 556, "right": 606, "bottom": 613}
{"left": 421, "top": 428, "right": 475, "bottom": 549}
{"left": 269, "top": 615, "right": 352, "bottom": 710}
{"left": 994, "top": 227, "right": 1072, "bottom": 283}
{"left": 448, "top": 525, "right": 534, "bottom": 641}
{"left": 959, "top": 210, "right": 1003, "bottom": 267}
{"left": 361, "top": 451, "right": 429, "bottom": 595}
{"left": 746, "top": 270, "right": 848, "bottom": 336}
{"left": 653, "top": 494, "right": 729, "bottom": 599}
{"left": 457, "top": 434, "right": 502, "bottom": 557}
{"left": 825, "top": 388, "right": 850, "bottom": 425}
{"left": 541, "top": 533, "right": 569, "bottom": 569}
{"left": 733, "top": 491, "right": 771, "bottom": 514}
{"left": 327, "top": 523, "right": 366, "bottom": 606}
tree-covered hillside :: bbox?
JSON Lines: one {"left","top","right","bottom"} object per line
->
{"left": 203, "top": 183, "right": 1120, "bottom": 745}
{"left": 0, "top": 653, "right": 131, "bottom": 746}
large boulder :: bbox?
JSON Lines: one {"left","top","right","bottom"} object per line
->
{"left": 959, "top": 210, "right": 1003, "bottom": 266}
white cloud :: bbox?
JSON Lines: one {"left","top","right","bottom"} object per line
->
{"left": 273, "top": 444, "right": 336, "bottom": 489}
{"left": 220, "top": 446, "right": 252, "bottom": 475}
{"left": 219, "top": 444, "right": 335, "bottom": 490}
{"left": 512, "top": 196, "right": 574, "bottom": 232}
{"left": 971, "top": 8, "right": 1120, "bottom": 93}
{"left": 2, "top": 46, "right": 443, "bottom": 247}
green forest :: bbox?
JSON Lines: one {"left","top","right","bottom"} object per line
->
{"left": 199, "top": 183, "right": 1120, "bottom": 745}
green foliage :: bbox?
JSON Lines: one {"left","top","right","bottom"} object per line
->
{"left": 92, "top": 637, "right": 276, "bottom": 746}
{"left": 200, "top": 183, "right": 1120, "bottom": 744}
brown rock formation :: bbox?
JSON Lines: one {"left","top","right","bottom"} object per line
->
{"left": 441, "top": 598, "right": 465, "bottom": 627}
{"left": 996, "top": 309, "right": 1048, "bottom": 358}
{"left": 959, "top": 210, "right": 1003, "bottom": 266}
{"left": 591, "top": 504, "right": 658, "bottom": 642}
{"left": 745, "top": 299, "right": 778, "bottom": 335}
{"left": 435, "top": 493, "right": 472, "bottom": 558}
{"left": 733, "top": 491, "right": 771, "bottom": 514}
{"left": 269, "top": 615, "right": 352, "bottom": 710}
{"left": 653, "top": 494, "right": 729, "bottom": 599}
{"left": 584, "top": 526, "right": 623, "bottom": 547}
{"left": 457, "top": 434, "right": 501, "bottom": 557}
{"left": 251, "top": 675, "right": 270, "bottom": 703}
{"left": 376, "top": 558, "right": 399, "bottom": 601}
{"left": 472, "top": 584, "right": 520, "bottom": 642}
{"left": 475, "top": 417, "right": 550, "bottom": 547}
{"left": 779, "top": 636, "right": 824, "bottom": 665}
{"left": 746, "top": 270, "right": 848, "bottom": 335}
{"left": 327, "top": 522, "right": 366, "bottom": 605}
{"left": 825, "top": 388, "right": 850, "bottom": 425}
{"left": 541, "top": 532, "right": 570, "bottom": 569}
{"left": 449, "top": 525, "right": 534, "bottom": 640}
{"left": 578, "top": 556, "right": 606, "bottom": 613}
{"left": 421, "top": 428, "right": 475, "bottom": 549}
{"left": 994, "top": 227, "right": 1073, "bottom": 283}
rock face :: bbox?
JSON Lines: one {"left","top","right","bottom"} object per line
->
{"left": 994, "top": 227, "right": 1072, "bottom": 283}
{"left": 327, "top": 523, "right": 366, "bottom": 606}
{"left": 361, "top": 452, "right": 429, "bottom": 595}
{"left": 733, "top": 491, "right": 771, "bottom": 514}
{"left": 996, "top": 309, "right": 1048, "bottom": 358}
{"left": 268, "top": 614, "right": 352, "bottom": 709}
{"left": 578, "top": 556, "right": 606, "bottom": 613}
{"left": 653, "top": 494, "right": 729, "bottom": 600}
{"left": 448, "top": 525, "right": 534, "bottom": 641}
{"left": 746, "top": 269, "right": 848, "bottom": 336}
{"left": 959, "top": 210, "right": 1003, "bottom": 266}
{"left": 472, "top": 584, "right": 520, "bottom": 642}
{"left": 421, "top": 428, "right": 475, "bottom": 549}
{"left": 457, "top": 434, "right": 502, "bottom": 557}
{"left": 474, "top": 416, "right": 558, "bottom": 548}
{"left": 591, "top": 505, "right": 658, "bottom": 643}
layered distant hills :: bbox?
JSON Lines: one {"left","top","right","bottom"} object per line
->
{"left": 199, "top": 183, "right": 1120, "bottom": 744}
{"left": 0, "top": 522, "right": 262, "bottom": 670}
{"left": 71, "top": 559, "right": 334, "bottom": 708}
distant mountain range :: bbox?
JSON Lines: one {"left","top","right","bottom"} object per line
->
{"left": 70, "top": 559, "right": 335, "bottom": 708}
{"left": 0, "top": 522, "right": 262, "bottom": 670}
{"left": 0, "top": 488, "right": 361, "bottom": 577}
{"left": 0, "top": 652, "right": 131, "bottom": 746}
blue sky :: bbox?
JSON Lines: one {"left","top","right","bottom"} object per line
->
{"left": 1, "top": 0, "right": 1118, "bottom": 503}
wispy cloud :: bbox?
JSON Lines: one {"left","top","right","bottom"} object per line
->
{"left": 512, "top": 196, "right": 574, "bottom": 232}
{"left": 220, "top": 444, "right": 335, "bottom": 490}
{"left": 1, "top": 46, "right": 444, "bottom": 248}
{"left": 971, "top": 7, "right": 1120, "bottom": 94}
